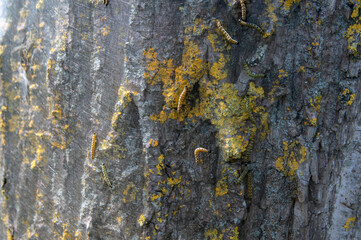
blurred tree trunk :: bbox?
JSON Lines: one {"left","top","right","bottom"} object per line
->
{"left": 0, "top": 0, "right": 360, "bottom": 239}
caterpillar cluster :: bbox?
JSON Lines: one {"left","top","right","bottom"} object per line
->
{"left": 236, "top": 166, "right": 248, "bottom": 184}
{"left": 239, "top": 19, "right": 264, "bottom": 36}
{"left": 194, "top": 147, "right": 209, "bottom": 164}
{"left": 239, "top": 0, "right": 247, "bottom": 21}
{"left": 216, "top": 20, "right": 238, "bottom": 44}
{"left": 177, "top": 86, "right": 187, "bottom": 113}
{"left": 247, "top": 172, "right": 253, "bottom": 203}
{"left": 244, "top": 62, "right": 265, "bottom": 78}
{"left": 102, "top": 163, "right": 113, "bottom": 188}
{"left": 103, "top": 0, "right": 109, "bottom": 6}
{"left": 91, "top": 133, "right": 97, "bottom": 160}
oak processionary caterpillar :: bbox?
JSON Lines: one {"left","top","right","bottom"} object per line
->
{"left": 91, "top": 133, "right": 97, "bottom": 160}
{"left": 194, "top": 147, "right": 209, "bottom": 164}
{"left": 247, "top": 172, "right": 253, "bottom": 203}
{"left": 239, "top": 19, "right": 264, "bottom": 35}
{"left": 102, "top": 163, "right": 113, "bottom": 188}
{"left": 216, "top": 20, "right": 238, "bottom": 45}
{"left": 240, "top": 0, "right": 247, "bottom": 21}
{"left": 244, "top": 128, "right": 256, "bottom": 163}
{"left": 245, "top": 97, "right": 256, "bottom": 124}
{"left": 237, "top": 166, "right": 248, "bottom": 184}
{"left": 177, "top": 86, "right": 187, "bottom": 113}
{"left": 244, "top": 62, "right": 265, "bottom": 78}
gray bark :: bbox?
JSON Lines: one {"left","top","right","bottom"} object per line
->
{"left": 0, "top": 0, "right": 360, "bottom": 239}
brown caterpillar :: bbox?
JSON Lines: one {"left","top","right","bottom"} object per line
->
{"left": 247, "top": 172, "right": 252, "bottom": 203}
{"left": 237, "top": 166, "right": 248, "bottom": 184}
{"left": 177, "top": 86, "right": 187, "bottom": 113}
{"left": 240, "top": 0, "right": 247, "bottom": 21}
{"left": 244, "top": 62, "right": 265, "bottom": 78}
{"left": 239, "top": 19, "right": 264, "bottom": 35}
{"left": 103, "top": 0, "right": 109, "bottom": 6}
{"left": 91, "top": 133, "right": 97, "bottom": 160}
{"left": 102, "top": 163, "right": 113, "bottom": 188}
{"left": 194, "top": 147, "right": 209, "bottom": 164}
{"left": 216, "top": 20, "right": 238, "bottom": 44}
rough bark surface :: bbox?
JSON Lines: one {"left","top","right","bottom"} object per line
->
{"left": 0, "top": 0, "right": 360, "bottom": 239}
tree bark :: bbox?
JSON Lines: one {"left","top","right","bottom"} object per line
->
{"left": 0, "top": 0, "right": 360, "bottom": 239}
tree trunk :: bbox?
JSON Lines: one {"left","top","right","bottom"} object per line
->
{"left": 0, "top": 0, "right": 360, "bottom": 239}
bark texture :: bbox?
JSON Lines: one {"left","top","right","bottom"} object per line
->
{"left": 0, "top": 0, "right": 360, "bottom": 239}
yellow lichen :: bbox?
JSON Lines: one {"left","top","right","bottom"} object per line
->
{"left": 344, "top": 6, "right": 361, "bottom": 57}
{"left": 144, "top": 36, "right": 206, "bottom": 121}
{"left": 282, "top": 0, "right": 302, "bottom": 11}
{"left": 205, "top": 229, "right": 223, "bottom": 240}
{"left": 102, "top": 26, "right": 110, "bottom": 36}
{"left": 210, "top": 53, "right": 228, "bottom": 81}
{"left": 344, "top": 217, "right": 355, "bottom": 230}
{"left": 144, "top": 21, "right": 269, "bottom": 166}
{"left": 311, "top": 38, "right": 319, "bottom": 46}
{"left": 0, "top": 45, "right": 6, "bottom": 55}
{"left": 111, "top": 87, "right": 137, "bottom": 128}
{"left": 122, "top": 182, "right": 137, "bottom": 203}
{"left": 347, "top": 93, "right": 355, "bottom": 106}
{"left": 31, "top": 144, "right": 46, "bottom": 169}
{"left": 262, "top": 0, "right": 278, "bottom": 38}
{"left": 230, "top": 227, "right": 239, "bottom": 240}
{"left": 278, "top": 69, "right": 288, "bottom": 78}
{"left": 151, "top": 193, "right": 162, "bottom": 202}
{"left": 310, "top": 95, "right": 322, "bottom": 113}
{"left": 148, "top": 139, "right": 159, "bottom": 147}
{"left": 138, "top": 214, "right": 146, "bottom": 226}
{"left": 167, "top": 176, "right": 182, "bottom": 186}
{"left": 275, "top": 141, "right": 307, "bottom": 179}
{"left": 8, "top": 115, "right": 20, "bottom": 132}
{"left": 298, "top": 66, "right": 305, "bottom": 72}
{"left": 156, "top": 154, "right": 165, "bottom": 175}
{"left": 215, "top": 176, "right": 228, "bottom": 197}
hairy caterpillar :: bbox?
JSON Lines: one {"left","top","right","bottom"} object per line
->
{"left": 247, "top": 172, "right": 253, "bottom": 203}
{"left": 102, "top": 163, "right": 113, "bottom": 188}
{"left": 244, "top": 62, "right": 265, "bottom": 78}
{"left": 237, "top": 166, "right": 248, "bottom": 184}
{"left": 244, "top": 128, "right": 256, "bottom": 162}
{"left": 216, "top": 20, "right": 238, "bottom": 44}
{"left": 103, "top": 0, "right": 109, "bottom": 6}
{"left": 245, "top": 97, "right": 256, "bottom": 124}
{"left": 177, "top": 86, "right": 187, "bottom": 113}
{"left": 91, "top": 134, "right": 97, "bottom": 160}
{"left": 194, "top": 147, "right": 209, "bottom": 164}
{"left": 240, "top": 0, "right": 247, "bottom": 21}
{"left": 239, "top": 19, "right": 264, "bottom": 35}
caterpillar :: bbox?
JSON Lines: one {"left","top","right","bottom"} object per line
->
{"left": 102, "top": 163, "right": 113, "bottom": 188}
{"left": 244, "top": 62, "right": 265, "bottom": 78}
{"left": 216, "top": 20, "right": 238, "bottom": 44}
{"left": 177, "top": 86, "right": 187, "bottom": 113}
{"left": 245, "top": 97, "right": 256, "bottom": 124}
{"left": 247, "top": 172, "right": 253, "bottom": 203}
{"left": 239, "top": 19, "right": 264, "bottom": 35}
{"left": 91, "top": 133, "right": 97, "bottom": 160}
{"left": 244, "top": 128, "right": 256, "bottom": 162}
{"left": 194, "top": 147, "right": 209, "bottom": 164}
{"left": 103, "top": 0, "right": 109, "bottom": 6}
{"left": 240, "top": 0, "right": 247, "bottom": 21}
{"left": 236, "top": 166, "right": 248, "bottom": 184}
